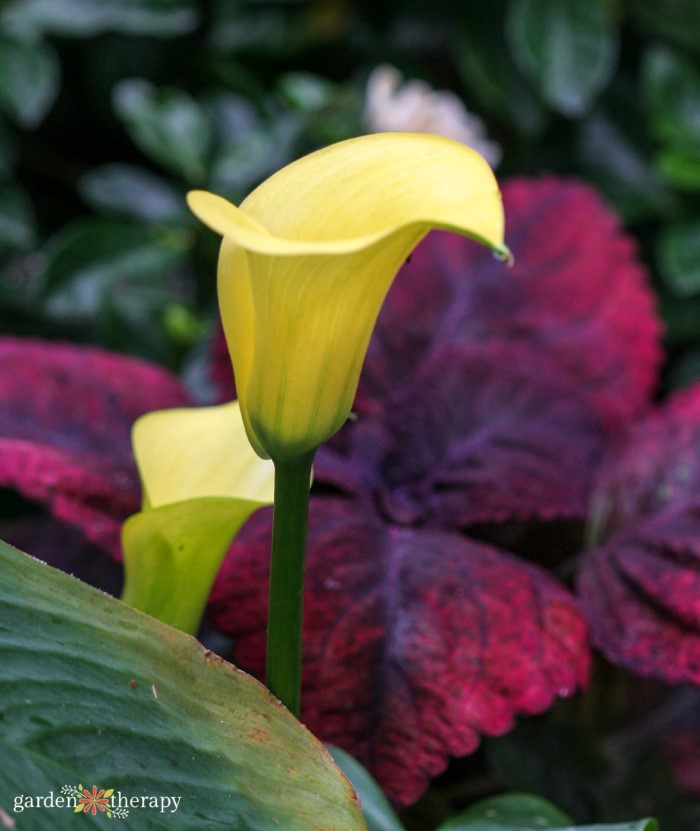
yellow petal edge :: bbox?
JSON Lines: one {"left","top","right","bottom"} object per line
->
{"left": 133, "top": 400, "right": 275, "bottom": 508}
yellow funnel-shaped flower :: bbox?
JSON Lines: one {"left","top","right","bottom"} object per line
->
{"left": 121, "top": 401, "right": 275, "bottom": 633}
{"left": 133, "top": 400, "right": 275, "bottom": 509}
{"left": 188, "top": 132, "right": 508, "bottom": 462}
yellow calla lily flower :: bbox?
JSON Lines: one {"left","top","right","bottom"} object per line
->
{"left": 188, "top": 132, "right": 508, "bottom": 462}
{"left": 133, "top": 400, "right": 275, "bottom": 509}
{"left": 121, "top": 400, "right": 275, "bottom": 633}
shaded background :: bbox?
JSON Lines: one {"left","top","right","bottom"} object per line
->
{"left": 1, "top": 0, "right": 699, "bottom": 389}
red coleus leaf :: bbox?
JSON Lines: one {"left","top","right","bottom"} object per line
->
{"left": 578, "top": 383, "right": 700, "bottom": 684}
{"left": 0, "top": 337, "right": 190, "bottom": 557}
{"left": 358, "top": 177, "right": 662, "bottom": 428}
{"left": 579, "top": 506, "right": 700, "bottom": 685}
{"left": 210, "top": 499, "right": 589, "bottom": 805}
{"left": 318, "top": 342, "right": 608, "bottom": 527}
{"left": 588, "top": 384, "right": 700, "bottom": 540}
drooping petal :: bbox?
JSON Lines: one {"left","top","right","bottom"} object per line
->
{"left": 132, "top": 400, "right": 275, "bottom": 508}
{"left": 190, "top": 133, "right": 506, "bottom": 251}
{"left": 188, "top": 132, "right": 507, "bottom": 460}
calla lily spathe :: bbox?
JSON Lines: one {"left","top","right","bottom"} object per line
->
{"left": 121, "top": 401, "right": 274, "bottom": 633}
{"left": 188, "top": 132, "right": 508, "bottom": 462}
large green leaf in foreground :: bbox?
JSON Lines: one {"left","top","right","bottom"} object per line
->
{"left": 0, "top": 540, "right": 367, "bottom": 831}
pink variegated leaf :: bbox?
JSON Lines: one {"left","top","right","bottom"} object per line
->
{"left": 0, "top": 337, "right": 190, "bottom": 557}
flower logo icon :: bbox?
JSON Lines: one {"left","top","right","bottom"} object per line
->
{"left": 75, "top": 785, "right": 114, "bottom": 817}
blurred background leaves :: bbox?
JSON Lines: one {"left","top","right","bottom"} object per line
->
{"left": 0, "top": 0, "right": 696, "bottom": 388}
{"left": 1, "top": 0, "right": 699, "bottom": 388}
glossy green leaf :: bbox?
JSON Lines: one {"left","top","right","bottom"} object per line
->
{"left": 657, "top": 221, "right": 700, "bottom": 297}
{"left": 113, "top": 79, "right": 212, "bottom": 183}
{"left": 437, "top": 793, "right": 657, "bottom": 831}
{"left": 486, "top": 718, "right": 609, "bottom": 821}
{"left": 0, "top": 0, "right": 198, "bottom": 38}
{"left": 0, "top": 183, "right": 38, "bottom": 256}
{"left": 79, "top": 164, "right": 188, "bottom": 224}
{"left": 280, "top": 72, "right": 338, "bottom": 112}
{"left": 506, "top": 0, "right": 619, "bottom": 117}
{"left": 655, "top": 148, "right": 700, "bottom": 191}
{"left": 208, "top": 1, "right": 312, "bottom": 57}
{"left": 0, "top": 539, "right": 367, "bottom": 831}
{"left": 454, "top": 0, "right": 549, "bottom": 136}
{"left": 39, "top": 219, "right": 184, "bottom": 323}
{"left": 0, "top": 35, "right": 59, "bottom": 128}
{"left": 0, "top": 118, "right": 18, "bottom": 176}
{"left": 439, "top": 793, "right": 572, "bottom": 830}
{"left": 626, "top": 0, "right": 700, "bottom": 53}
{"left": 660, "top": 295, "right": 700, "bottom": 344}
{"left": 575, "top": 100, "right": 675, "bottom": 223}
{"left": 327, "top": 746, "right": 405, "bottom": 831}
{"left": 643, "top": 47, "right": 700, "bottom": 147}
{"left": 205, "top": 92, "right": 298, "bottom": 198}
{"left": 99, "top": 287, "right": 196, "bottom": 365}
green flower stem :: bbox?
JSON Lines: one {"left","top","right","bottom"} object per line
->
{"left": 266, "top": 452, "right": 314, "bottom": 718}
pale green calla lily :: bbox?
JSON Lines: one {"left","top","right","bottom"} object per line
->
{"left": 121, "top": 401, "right": 275, "bottom": 634}
{"left": 187, "top": 132, "right": 508, "bottom": 462}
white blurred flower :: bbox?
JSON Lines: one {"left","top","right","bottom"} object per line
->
{"left": 363, "top": 64, "right": 502, "bottom": 168}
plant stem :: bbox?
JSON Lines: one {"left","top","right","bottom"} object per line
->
{"left": 266, "top": 452, "right": 314, "bottom": 718}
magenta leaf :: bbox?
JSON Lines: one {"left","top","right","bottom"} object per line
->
{"left": 211, "top": 499, "right": 589, "bottom": 805}
{"left": 358, "top": 177, "right": 662, "bottom": 428}
{"left": 0, "top": 337, "right": 190, "bottom": 557}
{"left": 578, "top": 383, "right": 700, "bottom": 684}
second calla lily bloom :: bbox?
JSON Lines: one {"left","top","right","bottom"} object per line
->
{"left": 121, "top": 401, "right": 275, "bottom": 633}
{"left": 188, "top": 132, "right": 508, "bottom": 462}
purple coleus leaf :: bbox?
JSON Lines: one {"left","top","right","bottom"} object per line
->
{"left": 0, "top": 337, "right": 190, "bottom": 558}
{"left": 578, "top": 384, "right": 700, "bottom": 684}
{"left": 210, "top": 499, "right": 589, "bottom": 805}
{"left": 317, "top": 341, "right": 608, "bottom": 527}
